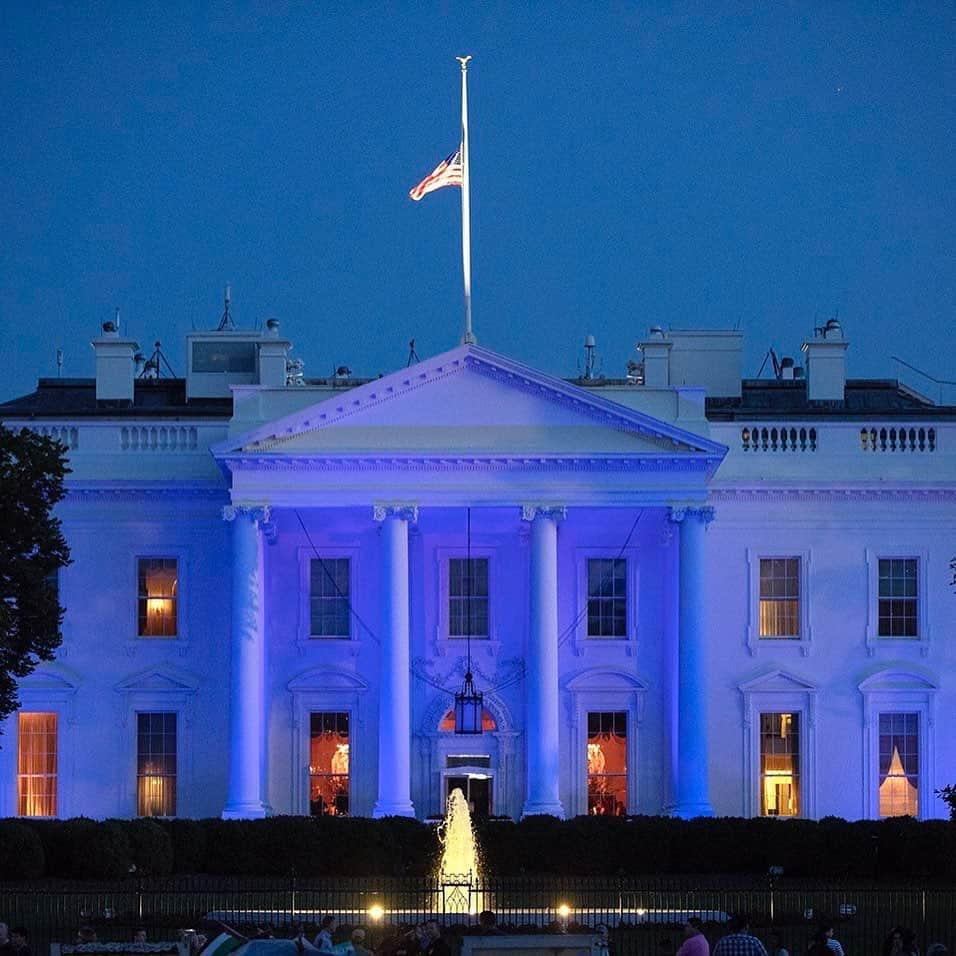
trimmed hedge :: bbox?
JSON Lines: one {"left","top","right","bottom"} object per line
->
{"left": 0, "top": 818, "right": 45, "bottom": 878}
{"left": 6, "top": 814, "right": 956, "bottom": 880}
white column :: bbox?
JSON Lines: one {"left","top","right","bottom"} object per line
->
{"left": 221, "top": 504, "right": 271, "bottom": 819}
{"left": 372, "top": 503, "right": 417, "bottom": 818}
{"left": 521, "top": 504, "right": 566, "bottom": 818}
{"left": 669, "top": 505, "right": 715, "bottom": 819}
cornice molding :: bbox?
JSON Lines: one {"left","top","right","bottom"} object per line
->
{"left": 219, "top": 454, "right": 720, "bottom": 474}
{"left": 711, "top": 485, "right": 956, "bottom": 503}
{"left": 65, "top": 484, "right": 227, "bottom": 501}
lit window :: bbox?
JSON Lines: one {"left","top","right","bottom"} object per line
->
{"left": 137, "top": 712, "right": 177, "bottom": 816}
{"left": 438, "top": 708, "right": 496, "bottom": 733}
{"left": 587, "top": 712, "right": 627, "bottom": 816}
{"left": 879, "top": 713, "right": 919, "bottom": 817}
{"left": 448, "top": 558, "right": 489, "bottom": 638}
{"left": 310, "top": 712, "right": 350, "bottom": 816}
{"left": 878, "top": 559, "right": 918, "bottom": 637}
{"left": 759, "top": 558, "right": 800, "bottom": 638}
{"left": 760, "top": 712, "right": 800, "bottom": 817}
{"left": 18, "top": 713, "right": 58, "bottom": 817}
{"left": 138, "top": 558, "right": 178, "bottom": 637}
{"left": 587, "top": 558, "right": 627, "bottom": 638}
{"left": 310, "top": 558, "right": 351, "bottom": 638}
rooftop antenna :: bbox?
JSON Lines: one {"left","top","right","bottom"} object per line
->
{"left": 139, "top": 340, "right": 178, "bottom": 380}
{"left": 217, "top": 283, "right": 235, "bottom": 331}
{"left": 56, "top": 348, "right": 64, "bottom": 377}
{"left": 407, "top": 337, "right": 421, "bottom": 367}
{"left": 756, "top": 347, "right": 782, "bottom": 379}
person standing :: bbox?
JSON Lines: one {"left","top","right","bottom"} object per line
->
{"left": 766, "top": 934, "right": 789, "bottom": 956}
{"left": 713, "top": 915, "right": 768, "bottom": 956}
{"left": 677, "top": 918, "right": 709, "bottom": 956}
{"left": 818, "top": 924, "right": 844, "bottom": 956}
{"left": 422, "top": 923, "right": 450, "bottom": 956}
{"left": 313, "top": 917, "right": 338, "bottom": 955}
{"left": 9, "top": 929, "right": 29, "bottom": 956}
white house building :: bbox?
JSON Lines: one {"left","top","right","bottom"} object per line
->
{"left": 1, "top": 315, "right": 954, "bottom": 822}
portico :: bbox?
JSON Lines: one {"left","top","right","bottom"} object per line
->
{"left": 213, "top": 345, "right": 726, "bottom": 820}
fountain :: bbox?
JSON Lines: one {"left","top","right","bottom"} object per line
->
{"left": 437, "top": 787, "right": 483, "bottom": 914}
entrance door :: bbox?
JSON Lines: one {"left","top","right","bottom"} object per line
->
{"left": 446, "top": 774, "right": 492, "bottom": 816}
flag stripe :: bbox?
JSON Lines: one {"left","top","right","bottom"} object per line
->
{"left": 409, "top": 149, "right": 463, "bottom": 201}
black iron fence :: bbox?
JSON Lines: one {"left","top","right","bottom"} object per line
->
{"left": 3, "top": 876, "right": 954, "bottom": 956}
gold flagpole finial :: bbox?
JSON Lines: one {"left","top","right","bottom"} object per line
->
{"left": 456, "top": 55, "right": 472, "bottom": 71}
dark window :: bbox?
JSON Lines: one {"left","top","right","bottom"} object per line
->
{"left": 878, "top": 559, "right": 918, "bottom": 637}
{"left": 191, "top": 341, "right": 257, "bottom": 373}
{"left": 587, "top": 558, "right": 627, "bottom": 637}
{"left": 449, "top": 558, "right": 489, "bottom": 637}
{"left": 310, "top": 558, "right": 350, "bottom": 638}
{"left": 446, "top": 755, "right": 491, "bottom": 769}
{"left": 137, "top": 712, "right": 177, "bottom": 816}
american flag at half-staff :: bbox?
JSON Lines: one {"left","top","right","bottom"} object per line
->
{"left": 408, "top": 147, "right": 463, "bottom": 201}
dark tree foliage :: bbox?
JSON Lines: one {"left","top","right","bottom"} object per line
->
{"left": 0, "top": 424, "right": 71, "bottom": 730}
{"left": 937, "top": 784, "right": 956, "bottom": 821}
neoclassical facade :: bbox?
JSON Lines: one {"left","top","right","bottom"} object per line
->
{"left": 1, "top": 320, "right": 954, "bottom": 821}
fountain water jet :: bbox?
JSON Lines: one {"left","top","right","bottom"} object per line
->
{"left": 437, "top": 787, "right": 485, "bottom": 914}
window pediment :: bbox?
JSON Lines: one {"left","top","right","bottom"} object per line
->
{"left": 114, "top": 665, "right": 199, "bottom": 694}
{"left": 565, "top": 668, "right": 649, "bottom": 694}
{"left": 858, "top": 668, "right": 938, "bottom": 694}
{"left": 287, "top": 667, "right": 369, "bottom": 694}
{"left": 18, "top": 663, "right": 81, "bottom": 694}
{"left": 739, "top": 669, "right": 818, "bottom": 694}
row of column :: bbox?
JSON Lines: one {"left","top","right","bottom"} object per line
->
{"left": 220, "top": 501, "right": 715, "bottom": 820}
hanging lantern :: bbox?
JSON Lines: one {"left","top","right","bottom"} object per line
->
{"left": 454, "top": 672, "right": 483, "bottom": 735}
{"left": 454, "top": 508, "right": 484, "bottom": 735}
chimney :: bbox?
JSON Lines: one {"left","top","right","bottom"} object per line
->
{"left": 638, "top": 326, "right": 671, "bottom": 387}
{"left": 802, "top": 318, "right": 848, "bottom": 403}
{"left": 258, "top": 319, "right": 292, "bottom": 387}
{"left": 92, "top": 320, "right": 139, "bottom": 404}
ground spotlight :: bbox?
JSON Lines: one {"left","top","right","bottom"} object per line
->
{"left": 557, "top": 904, "right": 571, "bottom": 919}
{"left": 368, "top": 904, "right": 385, "bottom": 921}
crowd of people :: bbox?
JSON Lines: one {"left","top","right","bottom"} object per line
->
{"left": 0, "top": 922, "right": 31, "bottom": 956}
{"left": 1, "top": 912, "right": 949, "bottom": 956}
{"left": 669, "top": 914, "right": 950, "bottom": 956}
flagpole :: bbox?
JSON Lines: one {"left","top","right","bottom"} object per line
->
{"left": 457, "top": 55, "right": 475, "bottom": 345}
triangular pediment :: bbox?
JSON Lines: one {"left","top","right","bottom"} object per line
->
{"left": 215, "top": 345, "right": 726, "bottom": 463}
{"left": 114, "top": 665, "right": 199, "bottom": 694}
{"left": 739, "top": 669, "right": 818, "bottom": 694}
{"left": 19, "top": 663, "right": 81, "bottom": 693}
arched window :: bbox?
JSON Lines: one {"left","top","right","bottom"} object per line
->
{"left": 439, "top": 708, "right": 496, "bottom": 733}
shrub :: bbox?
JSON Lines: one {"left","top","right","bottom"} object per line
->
{"left": 71, "top": 820, "right": 132, "bottom": 879}
{"left": 5, "top": 812, "right": 955, "bottom": 880}
{"left": 0, "top": 818, "right": 45, "bottom": 878}
{"left": 160, "top": 818, "right": 208, "bottom": 874}
{"left": 122, "top": 818, "right": 174, "bottom": 876}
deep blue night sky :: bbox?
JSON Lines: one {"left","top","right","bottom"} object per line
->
{"left": 2, "top": 3, "right": 954, "bottom": 401}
